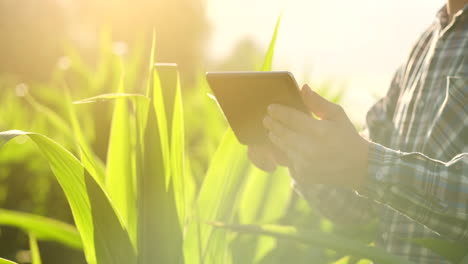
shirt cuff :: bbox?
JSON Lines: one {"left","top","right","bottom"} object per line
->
{"left": 357, "top": 142, "right": 402, "bottom": 201}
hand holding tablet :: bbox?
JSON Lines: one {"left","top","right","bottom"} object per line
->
{"left": 206, "top": 71, "right": 308, "bottom": 146}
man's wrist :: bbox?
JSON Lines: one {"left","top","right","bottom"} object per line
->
{"left": 356, "top": 141, "right": 403, "bottom": 199}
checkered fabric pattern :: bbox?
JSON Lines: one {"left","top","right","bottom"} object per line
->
{"left": 295, "top": 5, "right": 467, "bottom": 263}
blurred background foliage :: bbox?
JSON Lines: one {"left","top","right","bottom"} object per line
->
{"left": 0, "top": 0, "right": 209, "bottom": 84}
{"left": 0, "top": 1, "right": 372, "bottom": 263}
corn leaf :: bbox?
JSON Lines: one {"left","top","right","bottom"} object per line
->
{"left": 74, "top": 93, "right": 150, "bottom": 249}
{"left": 233, "top": 167, "right": 291, "bottom": 263}
{"left": 29, "top": 233, "right": 42, "bottom": 264}
{"left": 260, "top": 14, "right": 281, "bottom": 71}
{"left": 170, "top": 68, "right": 186, "bottom": 229}
{"left": 25, "top": 95, "right": 74, "bottom": 142}
{"left": 136, "top": 64, "right": 182, "bottom": 263}
{"left": 238, "top": 167, "right": 291, "bottom": 224}
{"left": 0, "top": 130, "right": 136, "bottom": 264}
{"left": 66, "top": 90, "right": 106, "bottom": 184}
{"left": 0, "top": 258, "right": 17, "bottom": 264}
{"left": 184, "top": 131, "right": 250, "bottom": 264}
{"left": 410, "top": 238, "right": 468, "bottom": 264}
{"left": 210, "top": 223, "right": 415, "bottom": 264}
{"left": 75, "top": 92, "right": 153, "bottom": 256}
{"left": 149, "top": 66, "right": 171, "bottom": 187}
{"left": 154, "top": 64, "right": 187, "bottom": 230}
{"left": 74, "top": 93, "right": 149, "bottom": 105}
{"left": 0, "top": 209, "right": 82, "bottom": 250}
{"left": 105, "top": 76, "right": 138, "bottom": 246}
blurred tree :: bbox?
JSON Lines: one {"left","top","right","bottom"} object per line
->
{"left": 0, "top": 0, "right": 67, "bottom": 81}
{"left": 0, "top": 0, "right": 209, "bottom": 85}
{"left": 81, "top": 0, "right": 209, "bottom": 85}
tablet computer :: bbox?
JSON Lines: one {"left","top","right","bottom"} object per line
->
{"left": 206, "top": 71, "right": 308, "bottom": 145}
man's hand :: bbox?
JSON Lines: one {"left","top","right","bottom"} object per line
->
{"left": 257, "top": 84, "right": 369, "bottom": 189}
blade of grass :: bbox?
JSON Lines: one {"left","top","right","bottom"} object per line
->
{"left": 136, "top": 64, "right": 182, "bottom": 263}
{"left": 65, "top": 89, "right": 106, "bottom": 184}
{"left": 74, "top": 92, "right": 150, "bottom": 250}
{"left": 170, "top": 69, "right": 186, "bottom": 229}
{"left": 74, "top": 93, "right": 149, "bottom": 104}
{"left": 184, "top": 131, "right": 250, "bottom": 264}
{"left": 150, "top": 66, "right": 171, "bottom": 187}
{"left": 0, "top": 130, "right": 96, "bottom": 263}
{"left": 210, "top": 223, "right": 415, "bottom": 264}
{"left": 154, "top": 64, "right": 187, "bottom": 230}
{"left": 25, "top": 95, "right": 74, "bottom": 142}
{"left": 238, "top": 167, "right": 291, "bottom": 224}
{"left": 260, "top": 14, "right": 282, "bottom": 71}
{"left": 29, "top": 233, "right": 42, "bottom": 264}
{"left": 105, "top": 74, "right": 137, "bottom": 246}
{"left": 410, "top": 238, "right": 468, "bottom": 264}
{"left": 137, "top": 98, "right": 181, "bottom": 263}
{"left": 0, "top": 130, "right": 136, "bottom": 264}
{"left": 233, "top": 167, "right": 291, "bottom": 263}
{"left": 0, "top": 258, "right": 17, "bottom": 264}
{"left": 0, "top": 209, "right": 82, "bottom": 250}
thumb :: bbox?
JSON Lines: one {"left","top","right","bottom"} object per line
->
{"left": 300, "top": 84, "right": 344, "bottom": 120}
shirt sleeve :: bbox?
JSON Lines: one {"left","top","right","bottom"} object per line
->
{"left": 293, "top": 182, "right": 378, "bottom": 226}
{"left": 365, "top": 67, "right": 403, "bottom": 146}
{"left": 292, "top": 68, "right": 404, "bottom": 226}
{"left": 358, "top": 142, "right": 468, "bottom": 241}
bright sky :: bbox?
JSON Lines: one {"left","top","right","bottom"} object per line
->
{"left": 206, "top": 0, "right": 444, "bottom": 124}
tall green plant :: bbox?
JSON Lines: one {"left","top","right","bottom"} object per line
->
{"left": 1, "top": 14, "right": 465, "bottom": 264}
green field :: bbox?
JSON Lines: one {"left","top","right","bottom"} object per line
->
{"left": 0, "top": 14, "right": 465, "bottom": 264}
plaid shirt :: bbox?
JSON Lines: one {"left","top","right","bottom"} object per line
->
{"left": 297, "top": 5, "right": 467, "bottom": 264}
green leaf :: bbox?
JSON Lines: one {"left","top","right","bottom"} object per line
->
{"left": 72, "top": 91, "right": 152, "bottom": 253}
{"left": 0, "top": 209, "right": 82, "bottom": 250}
{"left": 0, "top": 130, "right": 136, "bottom": 264}
{"left": 153, "top": 64, "right": 187, "bottom": 230}
{"left": 29, "top": 233, "right": 42, "bottom": 264}
{"left": 260, "top": 14, "right": 282, "bottom": 71}
{"left": 73, "top": 93, "right": 149, "bottom": 105}
{"left": 136, "top": 64, "right": 182, "bottom": 264}
{"left": 184, "top": 131, "right": 250, "bottom": 264}
{"left": 0, "top": 258, "right": 17, "bottom": 264}
{"left": 150, "top": 66, "right": 171, "bottom": 187}
{"left": 25, "top": 95, "right": 74, "bottom": 143}
{"left": 169, "top": 68, "right": 186, "bottom": 229}
{"left": 210, "top": 223, "right": 415, "bottom": 264}
{"left": 410, "top": 238, "right": 468, "bottom": 264}
{"left": 232, "top": 167, "right": 291, "bottom": 263}
{"left": 66, "top": 90, "right": 106, "bottom": 184}
{"left": 238, "top": 167, "right": 291, "bottom": 224}
{"left": 105, "top": 76, "right": 138, "bottom": 247}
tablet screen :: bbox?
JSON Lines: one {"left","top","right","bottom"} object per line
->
{"left": 207, "top": 71, "right": 307, "bottom": 145}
